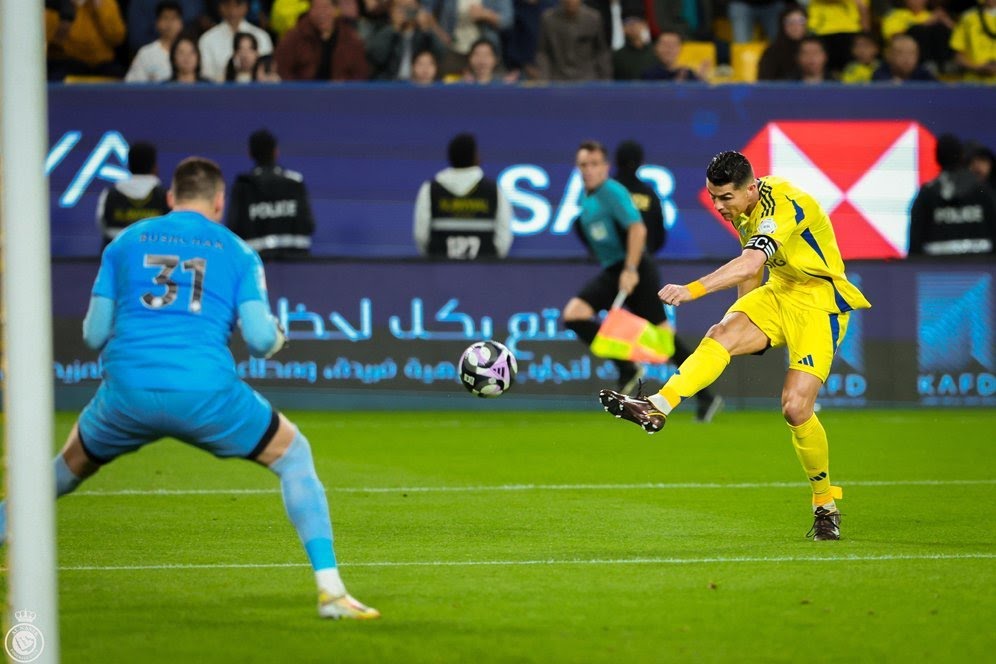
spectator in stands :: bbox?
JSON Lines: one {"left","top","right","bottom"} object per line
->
{"left": 613, "top": 13, "right": 657, "bottom": 80}
{"left": 356, "top": 0, "right": 393, "bottom": 37}
{"left": 224, "top": 32, "right": 280, "bottom": 82}
{"left": 795, "top": 35, "right": 834, "bottom": 82}
{"left": 807, "top": 0, "right": 870, "bottom": 74}
{"left": 366, "top": 0, "right": 447, "bottom": 80}
{"left": 536, "top": 0, "right": 612, "bottom": 80}
{"left": 127, "top": 0, "right": 210, "bottom": 55}
{"left": 758, "top": 4, "right": 808, "bottom": 80}
{"left": 871, "top": 33, "right": 938, "bottom": 81}
{"left": 728, "top": 0, "right": 786, "bottom": 44}
{"left": 949, "top": 0, "right": 996, "bottom": 83}
{"left": 46, "top": 0, "right": 127, "bottom": 81}
{"left": 639, "top": 0, "right": 714, "bottom": 43}
{"left": 95, "top": 142, "right": 170, "bottom": 248}
{"left": 967, "top": 144, "right": 996, "bottom": 190}
{"left": 414, "top": 133, "right": 512, "bottom": 260}
{"left": 423, "top": 0, "right": 513, "bottom": 76}
{"left": 275, "top": 0, "right": 371, "bottom": 80}
{"left": 909, "top": 134, "right": 996, "bottom": 256}
{"left": 504, "top": 0, "right": 557, "bottom": 79}
{"left": 461, "top": 37, "right": 518, "bottom": 82}
{"left": 880, "top": 0, "right": 953, "bottom": 73}
{"left": 840, "top": 31, "right": 881, "bottom": 82}
{"left": 227, "top": 129, "right": 317, "bottom": 260}
{"left": 169, "top": 33, "right": 213, "bottom": 82}
{"left": 126, "top": 1, "right": 186, "bottom": 83}
{"left": 641, "top": 30, "right": 703, "bottom": 80}
{"left": 199, "top": 0, "right": 273, "bottom": 82}
{"left": 586, "top": 0, "right": 644, "bottom": 50}
{"left": 410, "top": 47, "right": 441, "bottom": 83}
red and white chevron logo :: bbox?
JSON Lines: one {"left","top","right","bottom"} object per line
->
{"left": 700, "top": 121, "right": 939, "bottom": 259}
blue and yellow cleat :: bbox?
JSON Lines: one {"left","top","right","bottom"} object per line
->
{"left": 318, "top": 591, "right": 381, "bottom": 620}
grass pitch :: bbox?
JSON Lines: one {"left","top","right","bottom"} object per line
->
{"left": 3, "top": 408, "right": 994, "bottom": 663}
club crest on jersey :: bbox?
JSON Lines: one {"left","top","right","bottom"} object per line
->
{"left": 758, "top": 218, "right": 777, "bottom": 235}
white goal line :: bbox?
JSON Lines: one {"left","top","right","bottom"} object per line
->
{"left": 74, "top": 478, "right": 996, "bottom": 497}
{"left": 50, "top": 552, "right": 996, "bottom": 573}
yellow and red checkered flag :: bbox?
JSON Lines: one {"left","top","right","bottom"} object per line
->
{"left": 590, "top": 292, "right": 675, "bottom": 364}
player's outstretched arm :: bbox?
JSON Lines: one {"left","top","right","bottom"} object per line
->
{"left": 82, "top": 295, "right": 115, "bottom": 350}
{"left": 659, "top": 248, "right": 768, "bottom": 306}
{"left": 239, "top": 300, "right": 285, "bottom": 358}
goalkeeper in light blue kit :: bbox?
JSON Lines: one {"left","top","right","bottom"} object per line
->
{"left": 0, "top": 157, "right": 378, "bottom": 620}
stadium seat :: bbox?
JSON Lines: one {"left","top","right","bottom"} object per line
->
{"left": 63, "top": 75, "right": 121, "bottom": 84}
{"left": 677, "top": 41, "right": 717, "bottom": 81}
{"left": 731, "top": 41, "right": 767, "bottom": 83}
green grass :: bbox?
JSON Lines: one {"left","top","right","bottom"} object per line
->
{"left": 3, "top": 409, "right": 995, "bottom": 663}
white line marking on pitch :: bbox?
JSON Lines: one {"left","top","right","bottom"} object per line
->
{"left": 74, "top": 478, "right": 996, "bottom": 497}
{"left": 52, "top": 552, "right": 996, "bottom": 572}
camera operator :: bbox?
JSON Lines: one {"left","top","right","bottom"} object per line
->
{"left": 366, "top": 0, "right": 447, "bottom": 80}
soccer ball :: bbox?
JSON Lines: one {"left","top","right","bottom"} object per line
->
{"left": 459, "top": 340, "right": 518, "bottom": 398}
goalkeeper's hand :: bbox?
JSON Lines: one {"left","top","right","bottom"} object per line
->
{"left": 265, "top": 316, "right": 287, "bottom": 359}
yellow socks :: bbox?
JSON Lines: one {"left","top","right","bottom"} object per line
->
{"left": 649, "top": 337, "right": 731, "bottom": 415}
{"left": 788, "top": 413, "right": 841, "bottom": 508}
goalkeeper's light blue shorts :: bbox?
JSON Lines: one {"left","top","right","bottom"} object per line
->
{"left": 77, "top": 380, "right": 277, "bottom": 464}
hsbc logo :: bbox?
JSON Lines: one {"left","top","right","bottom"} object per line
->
{"left": 700, "top": 121, "right": 939, "bottom": 259}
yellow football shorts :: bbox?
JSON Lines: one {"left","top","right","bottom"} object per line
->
{"left": 727, "top": 284, "right": 850, "bottom": 382}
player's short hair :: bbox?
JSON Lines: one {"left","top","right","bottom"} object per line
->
{"left": 706, "top": 150, "right": 755, "bottom": 188}
{"left": 447, "top": 133, "right": 478, "bottom": 168}
{"left": 155, "top": 0, "right": 182, "bottom": 18}
{"left": 577, "top": 140, "right": 608, "bottom": 160}
{"left": 127, "top": 142, "right": 158, "bottom": 175}
{"left": 935, "top": 133, "right": 963, "bottom": 172}
{"left": 615, "top": 140, "right": 644, "bottom": 175}
{"left": 249, "top": 129, "right": 277, "bottom": 166}
{"left": 172, "top": 157, "right": 224, "bottom": 202}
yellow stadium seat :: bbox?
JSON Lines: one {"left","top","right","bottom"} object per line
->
{"left": 677, "top": 41, "right": 717, "bottom": 81}
{"left": 63, "top": 75, "right": 121, "bottom": 84}
{"left": 731, "top": 41, "right": 768, "bottom": 83}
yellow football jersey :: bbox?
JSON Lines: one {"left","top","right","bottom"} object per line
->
{"left": 732, "top": 176, "right": 871, "bottom": 314}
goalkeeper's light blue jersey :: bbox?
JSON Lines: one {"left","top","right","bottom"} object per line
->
{"left": 92, "top": 210, "right": 268, "bottom": 390}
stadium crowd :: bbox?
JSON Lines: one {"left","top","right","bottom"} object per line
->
{"left": 45, "top": 0, "right": 996, "bottom": 85}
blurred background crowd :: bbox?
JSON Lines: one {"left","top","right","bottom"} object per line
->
{"left": 44, "top": 0, "right": 996, "bottom": 86}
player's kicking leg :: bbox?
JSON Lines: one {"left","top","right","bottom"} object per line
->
{"left": 0, "top": 424, "right": 100, "bottom": 545}
{"left": 256, "top": 414, "right": 380, "bottom": 620}
{"left": 600, "top": 312, "right": 766, "bottom": 433}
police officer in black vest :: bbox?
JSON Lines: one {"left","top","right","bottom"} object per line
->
{"left": 909, "top": 134, "right": 996, "bottom": 257}
{"left": 96, "top": 141, "right": 170, "bottom": 248}
{"left": 414, "top": 133, "right": 512, "bottom": 260}
{"left": 226, "top": 129, "right": 316, "bottom": 260}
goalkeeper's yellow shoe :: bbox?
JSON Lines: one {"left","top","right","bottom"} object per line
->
{"left": 599, "top": 389, "right": 667, "bottom": 434}
{"left": 318, "top": 591, "right": 381, "bottom": 620}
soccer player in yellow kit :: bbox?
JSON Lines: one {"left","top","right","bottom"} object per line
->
{"left": 600, "top": 151, "right": 871, "bottom": 540}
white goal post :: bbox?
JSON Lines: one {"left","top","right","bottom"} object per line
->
{"left": 1, "top": 2, "right": 61, "bottom": 662}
